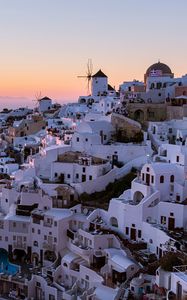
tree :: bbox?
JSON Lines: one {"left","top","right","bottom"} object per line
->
{"left": 160, "top": 252, "right": 182, "bottom": 272}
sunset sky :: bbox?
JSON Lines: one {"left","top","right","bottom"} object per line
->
{"left": 0, "top": 0, "right": 187, "bottom": 108}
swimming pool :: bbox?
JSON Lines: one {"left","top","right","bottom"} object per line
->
{"left": 0, "top": 249, "right": 19, "bottom": 275}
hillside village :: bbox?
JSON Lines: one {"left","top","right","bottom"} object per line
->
{"left": 1, "top": 63, "right": 187, "bottom": 299}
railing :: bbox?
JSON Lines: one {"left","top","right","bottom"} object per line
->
{"left": 43, "top": 222, "right": 52, "bottom": 228}
{"left": 68, "top": 241, "right": 91, "bottom": 256}
{"left": 173, "top": 265, "right": 187, "bottom": 281}
{"left": 13, "top": 242, "right": 27, "bottom": 250}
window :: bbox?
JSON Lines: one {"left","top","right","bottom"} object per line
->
{"left": 83, "top": 167, "right": 86, "bottom": 173}
{"left": 76, "top": 137, "right": 79, "bottom": 142}
{"left": 54, "top": 221, "right": 57, "bottom": 227}
{"left": 36, "top": 282, "right": 41, "bottom": 287}
{"left": 54, "top": 173, "right": 58, "bottom": 177}
{"left": 5, "top": 199, "right": 8, "bottom": 203}
{"left": 151, "top": 176, "right": 154, "bottom": 184}
{"left": 32, "top": 228, "right": 35, "bottom": 233}
{"left": 44, "top": 235, "right": 47, "bottom": 240}
{"left": 176, "top": 195, "right": 180, "bottom": 202}
{"left": 170, "top": 175, "right": 174, "bottom": 183}
{"left": 170, "top": 212, "right": 174, "bottom": 216}
{"left": 54, "top": 237, "right": 57, "bottom": 243}
{"left": 160, "top": 176, "right": 164, "bottom": 183}
{"left": 142, "top": 173, "right": 144, "bottom": 181}
{"left": 13, "top": 236, "right": 16, "bottom": 241}
{"left": 5, "top": 236, "right": 8, "bottom": 241}
{"left": 147, "top": 167, "right": 150, "bottom": 172}
{"left": 85, "top": 138, "right": 88, "bottom": 142}
{"left": 34, "top": 241, "right": 38, "bottom": 247}
{"left": 126, "top": 227, "right": 129, "bottom": 235}
{"left": 132, "top": 224, "right": 135, "bottom": 228}
{"left": 76, "top": 173, "right": 79, "bottom": 179}
{"left": 86, "top": 275, "right": 89, "bottom": 280}
{"left": 89, "top": 175, "right": 92, "bottom": 180}
{"left": 38, "top": 229, "right": 40, "bottom": 234}
{"left": 67, "top": 174, "right": 71, "bottom": 179}
{"left": 23, "top": 237, "right": 26, "bottom": 242}
{"left": 138, "top": 230, "right": 141, "bottom": 238}
{"left": 161, "top": 216, "right": 166, "bottom": 225}
{"left": 176, "top": 156, "right": 179, "bottom": 162}
{"left": 13, "top": 222, "right": 16, "bottom": 227}
{"left": 23, "top": 223, "right": 26, "bottom": 228}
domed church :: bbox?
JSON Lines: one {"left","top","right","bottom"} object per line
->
{"left": 144, "top": 61, "right": 174, "bottom": 83}
{"left": 144, "top": 61, "right": 174, "bottom": 92}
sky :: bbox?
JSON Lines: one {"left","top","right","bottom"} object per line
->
{"left": 0, "top": 0, "right": 187, "bottom": 108}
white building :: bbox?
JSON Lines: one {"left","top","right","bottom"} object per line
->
{"left": 91, "top": 69, "right": 108, "bottom": 97}
{"left": 38, "top": 97, "right": 52, "bottom": 113}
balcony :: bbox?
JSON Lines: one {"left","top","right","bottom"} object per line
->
{"left": 13, "top": 242, "right": 27, "bottom": 250}
{"left": 173, "top": 265, "right": 187, "bottom": 282}
{"left": 68, "top": 241, "right": 91, "bottom": 256}
{"left": 43, "top": 222, "right": 52, "bottom": 228}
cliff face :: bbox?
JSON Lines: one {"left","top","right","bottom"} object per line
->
{"left": 111, "top": 113, "right": 143, "bottom": 143}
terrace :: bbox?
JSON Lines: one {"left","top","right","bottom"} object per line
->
{"left": 173, "top": 265, "right": 187, "bottom": 282}
{"left": 57, "top": 151, "right": 107, "bottom": 165}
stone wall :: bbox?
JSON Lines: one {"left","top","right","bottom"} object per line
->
{"left": 111, "top": 113, "right": 142, "bottom": 141}
{"left": 126, "top": 103, "right": 167, "bottom": 126}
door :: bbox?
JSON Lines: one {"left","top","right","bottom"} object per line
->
{"left": 168, "top": 217, "right": 175, "bottom": 231}
{"left": 130, "top": 228, "right": 136, "bottom": 241}
{"left": 146, "top": 173, "right": 150, "bottom": 185}
{"left": 159, "top": 248, "right": 162, "bottom": 259}
{"left": 177, "top": 282, "right": 182, "bottom": 300}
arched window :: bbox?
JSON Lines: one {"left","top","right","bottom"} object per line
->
{"left": 160, "top": 175, "right": 164, "bottom": 183}
{"left": 110, "top": 217, "right": 118, "bottom": 227}
{"left": 156, "top": 82, "right": 162, "bottom": 89}
{"left": 170, "top": 175, "right": 174, "bottom": 183}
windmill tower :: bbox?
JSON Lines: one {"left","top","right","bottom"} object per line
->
{"left": 77, "top": 59, "right": 93, "bottom": 95}
{"left": 33, "top": 92, "right": 52, "bottom": 113}
{"left": 91, "top": 69, "right": 108, "bottom": 97}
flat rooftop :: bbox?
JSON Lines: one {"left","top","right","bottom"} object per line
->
{"left": 57, "top": 151, "right": 107, "bottom": 164}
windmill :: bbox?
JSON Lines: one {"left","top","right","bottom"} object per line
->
{"left": 77, "top": 59, "right": 93, "bottom": 95}
{"left": 32, "top": 91, "right": 42, "bottom": 110}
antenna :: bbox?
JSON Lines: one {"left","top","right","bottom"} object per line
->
{"left": 77, "top": 59, "right": 93, "bottom": 95}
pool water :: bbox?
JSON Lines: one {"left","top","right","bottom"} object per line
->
{"left": 0, "top": 249, "right": 19, "bottom": 275}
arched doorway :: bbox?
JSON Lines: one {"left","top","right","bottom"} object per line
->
{"left": 110, "top": 217, "right": 118, "bottom": 227}
{"left": 44, "top": 250, "right": 56, "bottom": 262}
{"left": 13, "top": 249, "right": 26, "bottom": 263}
{"left": 134, "top": 110, "right": 144, "bottom": 122}
{"left": 32, "top": 252, "right": 39, "bottom": 266}
{"left": 133, "top": 191, "right": 144, "bottom": 204}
